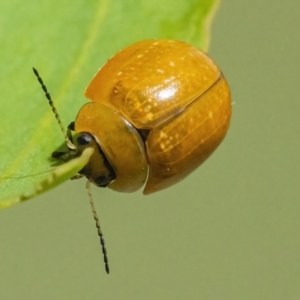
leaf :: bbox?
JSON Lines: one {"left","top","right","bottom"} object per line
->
{"left": 0, "top": 0, "right": 219, "bottom": 208}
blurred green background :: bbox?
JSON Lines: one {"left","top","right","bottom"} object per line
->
{"left": 1, "top": 0, "right": 300, "bottom": 299}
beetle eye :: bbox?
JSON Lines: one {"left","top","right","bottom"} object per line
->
{"left": 77, "top": 133, "right": 93, "bottom": 145}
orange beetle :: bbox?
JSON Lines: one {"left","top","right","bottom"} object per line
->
{"left": 72, "top": 39, "right": 231, "bottom": 194}
{"left": 33, "top": 39, "right": 231, "bottom": 274}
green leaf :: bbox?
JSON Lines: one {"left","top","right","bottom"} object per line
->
{"left": 0, "top": 0, "right": 219, "bottom": 208}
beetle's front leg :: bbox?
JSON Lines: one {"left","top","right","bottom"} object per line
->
{"left": 70, "top": 174, "right": 84, "bottom": 180}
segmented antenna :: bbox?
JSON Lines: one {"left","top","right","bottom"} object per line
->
{"left": 33, "top": 67, "right": 109, "bottom": 274}
{"left": 32, "top": 67, "right": 76, "bottom": 150}
{"left": 86, "top": 180, "right": 110, "bottom": 274}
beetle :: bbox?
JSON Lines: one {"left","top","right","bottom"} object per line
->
{"left": 33, "top": 39, "right": 231, "bottom": 273}
{"left": 61, "top": 39, "right": 231, "bottom": 194}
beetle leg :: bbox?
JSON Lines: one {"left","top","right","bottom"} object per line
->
{"left": 70, "top": 174, "right": 84, "bottom": 180}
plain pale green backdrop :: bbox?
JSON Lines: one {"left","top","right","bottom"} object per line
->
{"left": 1, "top": 1, "right": 300, "bottom": 299}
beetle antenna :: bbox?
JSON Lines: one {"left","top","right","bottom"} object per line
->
{"left": 86, "top": 180, "right": 110, "bottom": 274}
{"left": 32, "top": 67, "right": 76, "bottom": 150}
